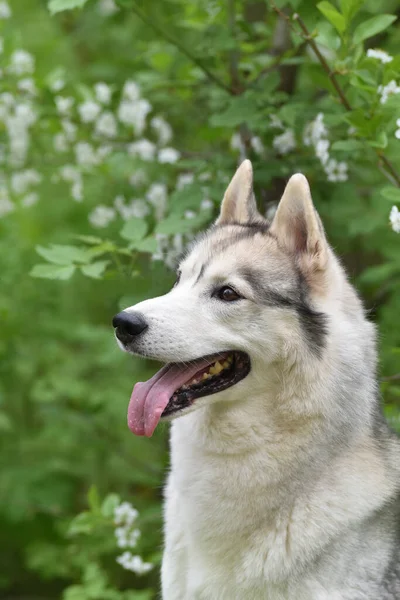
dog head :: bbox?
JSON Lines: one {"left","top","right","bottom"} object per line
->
{"left": 113, "top": 160, "right": 357, "bottom": 436}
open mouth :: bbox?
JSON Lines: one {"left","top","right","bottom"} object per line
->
{"left": 128, "top": 351, "right": 251, "bottom": 437}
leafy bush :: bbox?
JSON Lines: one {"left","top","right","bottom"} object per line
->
{"left": 1, "top": 0, "right": 399, "bottom": 596}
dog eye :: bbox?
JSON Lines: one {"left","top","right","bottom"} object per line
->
{"left": 216, "top": 286, "right": 242, "bottom": 302}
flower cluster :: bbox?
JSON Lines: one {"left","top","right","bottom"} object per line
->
{"left": 116, "top": 552, "right": 153, "bottom": 575}
{"left": 367, "top": 49, "right": 393, "bottom": 64}
{"left": 304, "top": 113, "right": 348, "bottom": 182}
{"left": 113, "top": 501, "right": 153, "bottom": 575}
{"left": 272, "top": 129, "right": 296, "bottom": 155}
{"left": 378, "top": 80, "right": 400, "bottom": 104}
{"left": 390, "top": 206, "right": 400, "bottom": 233}
{"left": 230, "top": 132, "right": 264, "bottom": 157}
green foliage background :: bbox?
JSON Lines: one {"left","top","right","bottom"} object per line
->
{"left": 1, "top": 0, "right": 400, "bottom": 597}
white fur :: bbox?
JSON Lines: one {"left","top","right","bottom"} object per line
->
{"left": 118, "top": 167, "right": 400, "bottom": 599}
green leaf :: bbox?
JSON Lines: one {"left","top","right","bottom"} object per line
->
{"left": 36, "top": 244, "right": 90, "bottom": 265}
{"left": 331, "top": 139, "right": 364, "bottom": 151}
{"left": 358, "top": 262, "right": 400, "bottom": 285}
{"left": 87, "top": 485, "right": 101, "bottom": 513}
{"left": 30, "top": 264, "right": 76, "bottom": 280}
{"left": 68, "top": 512, "right": 95, "bottom": 536}
{"left": 381, "top": 187, "right": 400, "bottom": 202}
{"left": 317, "top": 2, "right": 346, "bottom": 33}
{"left": 339, "top": 0, "right": 364, "bottom": 23}
{"left": 368, "top": 132, "right": 388, "bottom": 149}
{"left": 353, "top": 15, "right": 397, "bottom": 46}
{"left": 101, "top": 493, "right": 120, "bottom": 518}
{"left": 131, "top": 236, "right": 159, "bottom": 254}
{"left": 120, "top": 218, "right": 148, "bottom": 242}
{"left": 48, "top": 0, "right": 88, "bottom": 14}
{"left": 80, "top": 261, "right": 110, "bottom": 279}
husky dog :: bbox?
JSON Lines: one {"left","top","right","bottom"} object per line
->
{"left": 113, "top": 160, "right": 400, "bottom": 599}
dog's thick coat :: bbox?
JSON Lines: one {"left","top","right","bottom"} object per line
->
{"left": 118, "top": 161, "right": 400, "bottom": 599}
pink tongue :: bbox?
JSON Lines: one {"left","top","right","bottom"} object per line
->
{"left": 128, "top": 358, "right": 214, "bottom": 437}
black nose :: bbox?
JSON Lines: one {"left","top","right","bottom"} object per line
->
{"left": 113, "top": 311, "right": 148, "bottom": 343}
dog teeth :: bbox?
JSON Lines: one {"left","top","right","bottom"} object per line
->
{"left": 202, "top": 373, "right": 209, "bottom": 380}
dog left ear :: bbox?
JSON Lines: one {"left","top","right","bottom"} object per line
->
{"left": 270, "top": 174, "right": 328, "bottom": 271}
{"left": 216, "top": 159, "right": 262, "bottom": 225}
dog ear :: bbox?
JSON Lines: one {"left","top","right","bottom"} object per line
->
{"left": 216, "top": 159, "right": 262, "bottom": 225}
{"left": 270, "top": 174, "right": 328, "bottom": 271}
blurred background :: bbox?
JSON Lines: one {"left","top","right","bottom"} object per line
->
{"left": 1, "top": 0, "right": 400, "bottom": 597}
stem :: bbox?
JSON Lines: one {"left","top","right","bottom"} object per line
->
{"left": 381, "top": 373, "right": 400, "bottom": 382}
{"left": 271, "top": 3, "right": 400, "bottom": 187}
{"left": 117, "top": 0, "right": 232, "bottom": 94}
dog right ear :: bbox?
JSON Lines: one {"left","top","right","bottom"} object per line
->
{"left": 216, "top": 159, "right": 262, "bottom": 225}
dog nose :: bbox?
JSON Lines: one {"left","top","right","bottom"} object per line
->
{"left": 113, "top": 311, "right": 148, "bottom": 342}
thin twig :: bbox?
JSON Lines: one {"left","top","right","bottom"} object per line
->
{"left": 117, "top": 0, "right": 232, "bottom": 94}
{"left": 271, "top": 3, "right": 400, "bottom": 188}
{"left": 381, "top": 373, "right": 400, "bottom": 383}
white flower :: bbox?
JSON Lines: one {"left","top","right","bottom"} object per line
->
{"left": 55, "top": 96, "right": 74, "bottom": 116}
{"left": 129, "top": 169, "right": 148, "bottom": 187}
{"left": 115, "top": 526, "right": 129, "bottom": 548}
{"left": 0, "top": 92, "right": 14, "bottom": 108}
{"left": 325, "top": 159, "right": 348, "bottom": 182}
{"left": 11, "top": 169, "right": 41, "bottom": 194}
{"left": 14, "top": 102, "right": 37, "bottom": 126}
{"left": 395, "top": 118, "right": 400, "bottom": 140}
{"left": 71, "top": 181, "right": 83, "bottom": 202}
{"left": 165, "top": 234, "right": 184, "bottom": 269}
{"left": 389, "top": 205, "right": 400, "bottom": 233}
{"left": 60, "top": 164, "right": 81, "bottom": 183}
{"left": 53, "top": 133, "right": 68, "bottom": 153}
{"left": 116, "top": 552, "right": 153, "bottom": 575}
{"left": 21, "top": 192, "right": 38, "bottom": 207}
{"left": 78, "top": 100, "right": 101, "bottom": 123}
{"left": 89, "top": 205, "right": 115, "bottom": 227}
{"left": 114, "top": 502, "right": 139, "bottom": 527}
{"left": 122, "top": 80, "right": 141, "bottom": 101}
{"left": 269, "top": 114, "right": 284, "bottom": 130}
{"left": 0, "top": 1, "right": 11, "bottom": 18}
{"left": 9, "top": 50, "right": 35, "bottom": 75}
{"left": 62, "top": 120, "right": 77, "bottom": 141}
{"left": 176, "top": 173, "right": 194, "bottom": 190}
{"left": 184, "top": 210, "right": 196, "bottom": 219}
{"left": 272, "top": 129, "right": 296, "bottom": 155}
{"left": 198, "top": 172, "right": 211, "bottom": 182}
{"left": 303, "top": 112, "right": 327, "bottom": 146}
{"left": 128, "top": 139, "right": 156, "bottom": 161}
{"left": 114, "top": 195, "right": 150, "bottom": 220}
{"left": 367, "top": 48, "right": 393, "bottom": 64}
{"left": 95, "top": 111, "right": 117, "bottom": 138}
{"left": 98, "top": 0, "right": 119, "bottom": 15}
{"left": 94, "top": 82, "right": 112, "bottom": 105}
{"left": 74, "top": 142, "right": 100, "bottom": 167}
{"left": 378, "top": 80, "right": 400, "bottom": 104}
{"left": 50, "top": 79, "right": 65, "bottom": 92}
{"left": 97, "top": 144, "right": 113, "bottom": 159}
{"left": 146, "top": 182, "right": 167, "bottom": 219}
{"left": 230, "top": 132, "right": 245, "bottom": 153}
{"left": 151, "top": 116, "right": 173, "bottom": 146}
{"left": 200, "top": 197, "right": 213, "bottom": 211}
{"left": 158, "top": 147, "right": 180, "bottom": 164}
{"left": 0, "top": 187, "right": 14, "bottom": 217}
{"left": 251, "top": 136, "right": 264, "bottom": 155}
{"left": 118, "top": 98, "right": 151, "bottom": 134}
{"left": 315, "top": 138, "right": 330, "bottom": 165}
{"left": 17, "top": 78, "right": 37, "bottom": 95}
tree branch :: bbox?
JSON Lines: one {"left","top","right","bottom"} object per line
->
{"left": 271, "top": 3, "right": 400, "bottom": 188}
{"left": 117, "top": 0, "right": 232, "bottom": 94}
